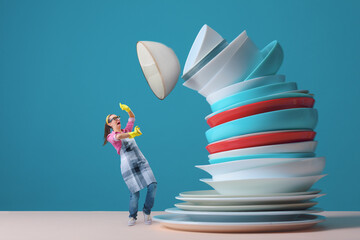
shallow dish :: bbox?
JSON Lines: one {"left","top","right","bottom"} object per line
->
{"left": 206, "top": 130, "right": 316, "bottom": 154}
{"left": 198, "top": 157, "right": 325, "bottom": 181}
{"left": 165, "top": 207, "right": 323, "bottom": 216}
{"left": 179, "top": 189, "right": 321, "bottom": 198}
{"left": 244, "top": 40, "right": 284, "bottom": 80}
{"left": 205, "top": 92, "right": 314, "bottom": 121}
{"left": 199, "top": 156, "right": 316, "bottom": 175}
{"left": 183, "top": 24, "right": 226, "bottom": 76}
{"left": 200, "top": 175, "right": 326, "bottom": 195}
{"left": 183, "top": 31, "right": 253, "bottom": 91}
{"left": 174, "top": 201, "right": 318, "bottom": 211}
{"left": 208, "top": 153, "right": 315, "bottom": 164}
{"left": 175, "top": 193, "right": 325, "bottom": 205}
{"left": 208, "top": 141, "right": 317, "bottom": 159}
{"left": 207, "top": 97, "right": 315, "bottom": 127}
{"left": 153, "top": 213, "right": 324, "bottom": 233}
{"left": 206, "top": 75, "right": 286, "bottom": 105}
{"left": 211, "top": 82, "right": 298, "bottom": 112}
{"left": 205, "top": 108, "right": 318, "bottom": 143}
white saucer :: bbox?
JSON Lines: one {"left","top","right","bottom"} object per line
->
{"left": 153, "top": 213, "right": 325, "bottom": 233}
{"left": 175, "top": 193, "right": 325, "bottom": 205}
{"left": 179, "top": 189, "right": 321, "bottom": 198}
{"left": 165, "top": 207, "right": 323, "bottom": 216}
{"left": 175, "top": 201, "right": 318, "bottom": 211}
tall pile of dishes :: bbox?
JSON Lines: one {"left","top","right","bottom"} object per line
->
{"left": 147, "top": 25, "right": 326, "bottom": 232}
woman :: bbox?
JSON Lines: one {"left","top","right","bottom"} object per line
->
{"left": 103, "top": 103, "right": 157, "bottom": 226}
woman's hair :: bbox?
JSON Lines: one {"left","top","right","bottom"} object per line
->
{"left": 103, "top": 123, "right": 111, "bottom": 146}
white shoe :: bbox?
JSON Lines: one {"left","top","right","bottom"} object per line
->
{"left": 143, "top": 212, "right": 152, "bottom": 225}
{"left": 128, "top": 217, "right": 136, "bottom": 226}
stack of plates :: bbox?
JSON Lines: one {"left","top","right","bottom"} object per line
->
{"left": 153, "top": 25, "right": 326, "bottom": 233}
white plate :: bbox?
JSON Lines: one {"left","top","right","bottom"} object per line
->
{"left": 153, "top": 213, "right": 325, "bottom": 233}
{"left": 179, "top": 189, "right": 321, "bottom": 198}
{"left": 208, "top": 141, "right": 317, "bottom": 160}
{"left": 175, "top": 193, "right": 325, "bottom": 205}
{"left": 165, "top": 207, "right": 323, "bottom": 216}
{"left": 196, "top": 157, "right": 326, "bottom": 181}
{"left": 175, "top": 201, "right": 318, "bottom": 211}
{"left": 200, "top": 175, "right": 326, "bottom": 195}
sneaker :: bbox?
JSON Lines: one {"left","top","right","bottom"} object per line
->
{"left": 128, "top": 217, "right": 136, "bottom": 226}
{"left": 143, "top": 212, "right": 152, "bottom": 225}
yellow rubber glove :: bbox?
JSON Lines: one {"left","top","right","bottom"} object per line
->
{"left": 119, "top": 103, "right": 131, "bottom": 112}
{"left": 128, "top": 126, "right": 142, "bottom": 138}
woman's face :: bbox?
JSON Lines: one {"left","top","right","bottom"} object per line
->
{"left": 108, "top": 114, "right": 121, "bottom": 129}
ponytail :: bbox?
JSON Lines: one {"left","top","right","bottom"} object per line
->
{"left": 103, "top": 123, "right": 111, "bottom": 146}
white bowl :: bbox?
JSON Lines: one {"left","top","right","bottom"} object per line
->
{"left": 206, "top": 75, "right": 286, "bottom": 105}
{"left": 208, "top": 141, "right": 317, "bottom": 160}
{"left": 196, "top": 157, "right": 321, "bottom": 178}
{"left": 197, "top": 157, "right": 325, "bottom": 181}
{"left": 200, "top": 175, "right": 326, "bottom": 195}
{"left": 183, "top": 24, "right": 226, "bottom": 76}
{"left": 182, "top": 31, "right": 249, "bottom": 91}
{"left": 136, "top": 41, "right": 180, "bottom": 100}
{"left": 197, "top": 37, "right": 261, "bottom": 97}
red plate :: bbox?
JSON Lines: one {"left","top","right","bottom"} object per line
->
{"left": 207, "top": 97, "right": 315, "bottom": 128}
{"left": 206, "top": 130, "right": 316, "bottom": 154}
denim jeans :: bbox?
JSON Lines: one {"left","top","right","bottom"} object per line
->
{"left": 129, "top": 182, "right": 157, "bottom": 219}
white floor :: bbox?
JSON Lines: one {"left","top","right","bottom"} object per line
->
{"left": 0, "top": 211, "right": 359, "bottom": 240}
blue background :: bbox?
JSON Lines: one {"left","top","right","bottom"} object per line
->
{"left": 1, "top": 0, "right": 359, "bottom": 211}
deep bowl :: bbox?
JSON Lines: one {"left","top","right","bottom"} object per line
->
{"left": 207, "top": 97, "right": 315, "bottom": 127}
{"left": 196, "top": 157, "right": 325, "bottom": 181}
{"left": 206, "top": 130, "right": 316, "bottom": 154}
{"left": 210, "top": 82, "right": 298, "bottom": 112}
{"left": 208, "top": 141, "right": 318, "bottom": 160}
{"left": 244, "top": 40, "right": 284, "bottom": 80}
{"left": 206, "top": 75, "right": 285, "bottom": 105}
{"left": 206, "top": 108, "right": 318, "bottom": 143}
{"left": 200, "top": 175, "right": 326, "bottom": 195}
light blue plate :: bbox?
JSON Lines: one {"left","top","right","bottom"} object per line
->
{"left": 211, "top": 82, "right": 297, "bottom": 112}
{"left": 245, "top": 40, "right": 284, "bottom": 80}
{"left": 208, "top": 153, "right": 315, "bottom": 164}
{"left": 206, "top": 108, "right": 318, "bottom": 143}
{"left": 205, "top": 92, "right": 314, "bottom": 120}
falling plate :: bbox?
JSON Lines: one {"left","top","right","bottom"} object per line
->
{"left": 165, "top": 207, "right": 323, "bottom": 216}
{"left": 175, "top": 193, "right": 325, "bottom": 205}
{"left": 179, "top": 189, "right": 321, "bottom": 198}
{"left": 174, "top": 201, "right": 318, "bottom": 211}
{"left": 153, "top": 213, "right": 325, "bottom": 233}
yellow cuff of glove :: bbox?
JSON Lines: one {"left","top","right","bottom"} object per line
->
{"left": 119, "top": 103, "right": 131, "bottom": 112}
{"left": 128, "top": 126, "right": 142, "bottom": 138}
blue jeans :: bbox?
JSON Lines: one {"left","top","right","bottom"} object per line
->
{"left": 129, "top": 182, "right": 157, "bottom": 219}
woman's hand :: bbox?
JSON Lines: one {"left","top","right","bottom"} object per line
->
{"left": 128, "top": 126, "right": 142, "bottom": 138}
{"left": 119, "top": 103, "right": 131, "bottom": 112}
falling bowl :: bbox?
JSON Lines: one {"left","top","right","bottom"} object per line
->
{"left": 136, "top": 41, "right": 180, "bottom": 100}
